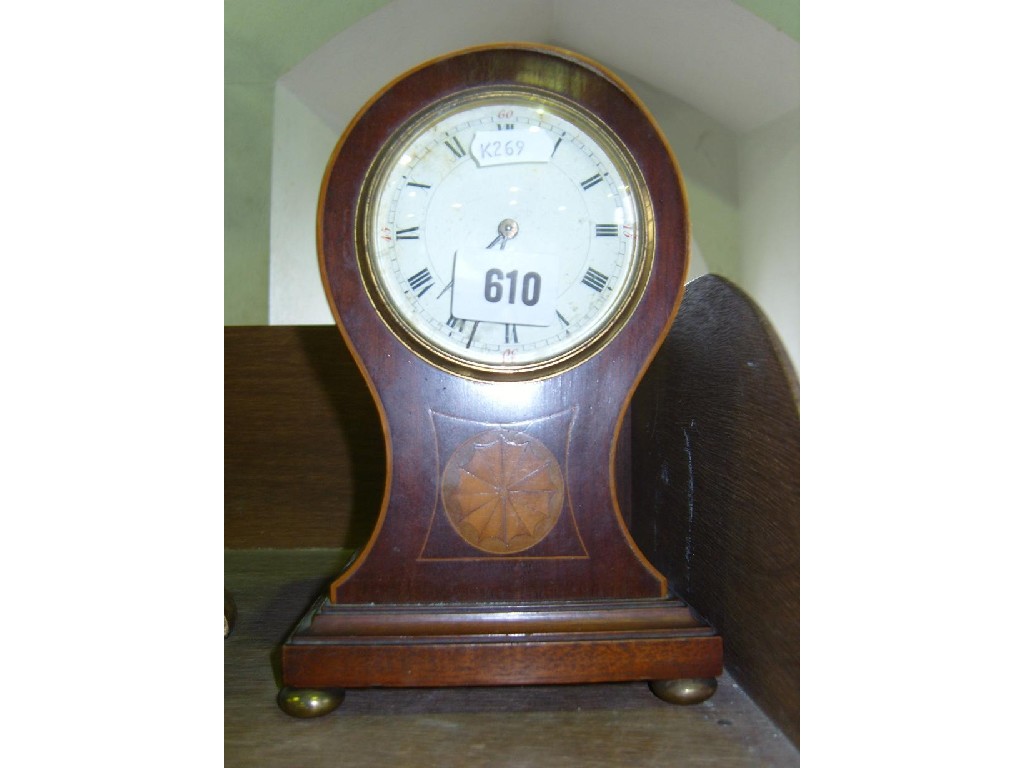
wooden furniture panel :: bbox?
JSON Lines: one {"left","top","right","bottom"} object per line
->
{"left": 631, "top": 275, "right": 800, "bottom": 745}
{"left": 224, "top": 326, "right": 383, "bottom": 548}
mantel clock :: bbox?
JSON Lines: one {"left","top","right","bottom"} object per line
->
{"left": 278, "top": 43, "right": 722, "bottom": 716}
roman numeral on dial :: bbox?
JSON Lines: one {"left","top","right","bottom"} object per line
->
{"left": 407, "top": 268, "right": 434, "bottom": 297}
{"left": 595, "top": 224, "right": 619, "bottom": 237}
{"left": 580, "top": 173, "right": 606, "bottom": 191}
{"left": 396, "top": 227, "right": 420, "bottom": 240}
{"left": 582, "top": 267, "right": 609, "bottom": 292}
{"left": 445, "top": 136, "right": 466, "bottom": 158}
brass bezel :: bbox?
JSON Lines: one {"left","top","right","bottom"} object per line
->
{"left": 354, "top": 85, "right": 656, "bottom": 382}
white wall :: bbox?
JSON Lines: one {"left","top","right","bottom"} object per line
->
{"left": 738, "top": 108, "right": 800, "bottom": 370}
{"left": 268, "top": 83, "right": 338, "bottom": 325}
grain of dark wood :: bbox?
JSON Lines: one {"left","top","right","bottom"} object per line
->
{"left": 630, "top": 274, "right": 800, "bottom": 746}
{"left": 224, "top": 325, "right": 384, "bottom": 548}
{"left": 225, "top": 549, "right": 799, "bottom": 767}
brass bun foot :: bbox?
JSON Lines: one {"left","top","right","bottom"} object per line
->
{"left": 277, "top": 687, "right": 346, "bottom": 718}
{"left": 649, "top": 677, "right": 718, "bottom": 706}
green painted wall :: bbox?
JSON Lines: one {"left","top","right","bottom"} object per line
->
{"left": 225, "top": 0, "right": 392, "bottom": 324}
{"left": 733, "top": 0, "right": 799, "bottom": 40}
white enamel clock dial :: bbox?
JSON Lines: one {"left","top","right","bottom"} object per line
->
{"left": 362, "top": 90, "right": 652, "bottom": 373}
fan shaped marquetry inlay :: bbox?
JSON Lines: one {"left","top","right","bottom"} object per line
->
{"left": 441, "top": 430, "right": 564, "bottom": 554}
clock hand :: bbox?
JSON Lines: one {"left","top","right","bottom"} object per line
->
{"left": 487, "top": 218, "right": 520, "bottom": 250}
{"left": 465, "top": 320, "right": 480, "bottom": 348}
{"left": 436, "top": 249, "right": 460, "bottom": 298}
{"left": 450, "top": 219, "right": 523, "bottom": 346}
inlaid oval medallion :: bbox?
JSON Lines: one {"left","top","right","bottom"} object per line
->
{"left": 441, "top": 429, "right": 565, "bottom": 554}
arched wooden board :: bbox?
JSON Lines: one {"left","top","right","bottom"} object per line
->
{"left": 630, "top": 274, "right": 800, "bottom": 745}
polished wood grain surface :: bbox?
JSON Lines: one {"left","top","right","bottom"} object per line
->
{"left": 631, "top": 275, "right": 800, "bottom": 745}
{"left": 224, "top": 325, "right": 384, "bottom": 549}
{"left": 225, "top": 549, "right": 798, "bottom": 768}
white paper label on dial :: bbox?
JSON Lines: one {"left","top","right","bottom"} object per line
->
{"left": 471, "top": 129, "right": 554, "bottom": 167}
{"left": 450, "top": 247, "right": 558, "bottom": 326}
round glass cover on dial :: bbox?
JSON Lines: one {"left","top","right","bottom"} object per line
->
{"left": 362, "top": 89, "right": 651, "bottom": 373}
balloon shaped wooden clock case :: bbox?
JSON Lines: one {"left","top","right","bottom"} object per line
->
{"left": 278, "top": 43, "right": 722, "bottom": 716}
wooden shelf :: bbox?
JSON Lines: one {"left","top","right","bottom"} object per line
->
{"left": 225, "top": 549, "right": 797, "bottom": 767}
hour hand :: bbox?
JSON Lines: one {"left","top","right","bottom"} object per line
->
{"left": 486, "top": 218, "right": 520, "bottom": 250}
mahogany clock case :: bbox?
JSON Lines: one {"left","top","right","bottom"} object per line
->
{"left": 281, "top": 44, "right": 724, "bottom": 703}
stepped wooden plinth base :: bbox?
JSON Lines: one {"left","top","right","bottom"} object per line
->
{"left": 279, "top": 596, "right": 722, "bottom": 713}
